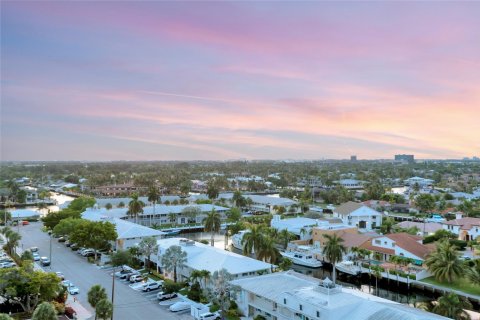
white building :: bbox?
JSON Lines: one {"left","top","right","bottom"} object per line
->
{"left": 336, "top": 179, "right": 364, "bottom": 189}
{"left": 82, "top": 210, "right": 165, "bottom": 250}
{"left": 270, "top": 215, "right": 318, "bottom": 240}
{"left": 246, "top": 195, "right": 297, "bottom": 214}
{"left": 231, "top": 271, "right": 447, "bottom": 320}
{"left": 95, "top": 196, "right": 181, "bottom": 208}
{"left": 404, "top": 177, "right": 434, "bottom": 187}
{"left": 333, "top": 201, "right": 383, "bottom": 231}
{"left": 442, "top": 217, "right": 480, "bottom": 241}
{"left": 154, "top": 238, "right": 273, "bottom": 282}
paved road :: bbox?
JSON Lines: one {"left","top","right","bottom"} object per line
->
{"left": 18, "top": 222, "right": 192, "bottom": 320}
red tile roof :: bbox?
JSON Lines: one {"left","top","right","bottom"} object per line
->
{"left": 385, "top": 233, "right": 433, "bottom": 259}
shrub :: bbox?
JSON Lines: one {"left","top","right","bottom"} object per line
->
{"left": 65, "top": 306, "right": 76, "bottom": 318}
{"left": 163, "top": 279, "right": 184, "bottom": 294}
{"left": 449, "top": 239, "right": 467, "bottom": 251}
{"left": 187, "top": 282, "right": 202, "bottom": 302}
{"left": 199, "top": 240, "right": 209, "bottom": 245}
{"left": 52, "top": 301, "right": 65, "bottom": 314}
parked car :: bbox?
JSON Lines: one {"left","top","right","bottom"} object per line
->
{"left": 142, "top": 281, "right": 163, "bottom": 292}
{"left": 40, "top": 257, "right": 51, "bottom": 266}
{"left": 0, "top": 261, "right": 16, "bottom": 268}
{"left": 199, "top": 312, "right": 221, "bottom": 320}
{"left": 62, "top": 280, "right": 80, "bottom": 295}
{"left": 32, "top": 252, "right": 40, "bottom": 261}
{"left": 129, "top": 274, "right": 145, "bottom": 283}
{"left": 58, "top": 236, "right": 67, "bottom": 243}
{"left": 81, "top": 249, "right": 94, "bottom": 256}
{"left": 115, "top": 267, "right": 134, "bottom": 278}
{"left": 157, "top": 292, "right": 178, "bottom": 301}
{"left": 55, "top": 272, "right": 65, "bottom": 280}
{"left": 77, "top": 248, "right": 86, "bottom": 254}
{"left": 30, "top": 247, "right": 39, "bottom": 252}
{"left": 22, "top": 221, "right": 29, "bottom": 225}
{"left": 119, "top": 270, "right": 139, "bottom": 280}
{"left": 169, "top": 301, "right": 191, "bottom": 312}
{"left": 70, "top": 243, "right": 79, "bottom": 251}
{"left": 65, "top": 241, "right": 71, "bottom": 247}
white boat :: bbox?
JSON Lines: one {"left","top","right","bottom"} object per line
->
{"left": 335, "top": 261, "right": 361, "bottom": 276}
{"left": 232, "top": 230, "right": 250, "bottom": 251}
{"left": 280, "top": 244, "right": 322, "bottom": 268}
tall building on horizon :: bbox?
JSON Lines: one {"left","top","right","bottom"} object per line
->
{"left": 350, "top": 155, "right": 357, "bottom": 161}
{"left": 395, "top": 154, "right": 414, "bottom": 163}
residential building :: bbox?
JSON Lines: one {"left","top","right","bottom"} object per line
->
{"left": 360, "top": 233, "right": 434, "bottom": 265}
{"left": 20, "top": 186, "right": 38, "bottom": 203}
{"left": 270, "top": 215, "right": 320, "bottom": 240}
{"left": 95, "top": 196, "right": 181, "bottom": 208}
{"left": 91, "top": 182, "right": 148, "bottom": 197}
{"left": 395, "top": 221, "right": 442, "bottom": 236}
{"left": 311, "top": 227, "right": 371, "bottom": 253}
{"left": 154, "top": 238, "right": 273, "bottom": 282}
{"left": 442, "top": 217, "right": 480, "bottom": 241}
{"left": 231, "top": 271, "right": 447, "bottom": 320}
{"left": 404, "top": 177, "right": 434, "bottom": 187}
{"left": 333, "top": 201, "right": 383, "bottom": 231}
{"left": 245, "top": 195, "right": 297, "bottom": 214}
{"left": 335, "top": 179, "right": 364, "bottom": 189}
{"left": 82, "top": 210, "right": 165, "bottom": 250}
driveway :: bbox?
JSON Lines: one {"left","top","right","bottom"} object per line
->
{"left": 17, "top": 222, "right": 192, "bottom": 320}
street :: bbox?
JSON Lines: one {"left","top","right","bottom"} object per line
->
{"left": 17, "top": 222, "right": 192, "bottom": 320}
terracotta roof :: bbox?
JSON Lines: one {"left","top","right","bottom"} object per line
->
{"left": 443, "top": 218, "right": 480, "bottom": 231}
{"left": 360, "top": 242, "right": 395, "bottom": 255}
{"left": 335, "top": 201, "right": 364, "bottom": 216}
{"left": 337, "top": 231, "right": 372, "bottom": 249}
{"left": 385, "top": 233, "right": 433, "bottom": 259}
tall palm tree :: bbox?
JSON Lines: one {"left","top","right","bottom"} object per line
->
{"left": 88, "top": 285, "right": 107, "bottom": 320}
{"left": 322, "top": 233, "right": 347, "bottom": 284}
{"left": 425, "top": 239, "right": 463, "bottom": 283}
{"left": 432, "top": 293, "right": 472, "bottom": 320}
{"left": 279, "top": 229, "right": 295, "bottom": 250}
{"left": 128, "top": 193, "right": 145, "bottom": 224}
{"left": 256, "top": 237, "right": 279, "bottom": 263}
{"left": 147, "top": 186, "right": 160, "bottom": 226}
{"left": 168, "top": 212, "right": 177, "bottom": 227}
{"left": 161, "top": 245, "right": 187, "bottom": 283}
{"left": 242, "top": 225, "right": 264, "bottom": 256}
{"left": 371, "top": 265, "right": 383, "bottom": 296}
{"left": 189, "top": 270, "right": 203, "bottom": 285}
{"left": 199, "top": 269, "right": 211, "bottom": 290}
{"left": 203, "top": 209, "right": 221, "bottom": 246}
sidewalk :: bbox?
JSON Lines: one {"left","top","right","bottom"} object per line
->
{"left": 66, "top": 296, "right": 93, "bottom": 320}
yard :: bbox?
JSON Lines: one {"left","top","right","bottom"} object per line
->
{"left": 421, "top": 277, "right": 480, "bottom": 296}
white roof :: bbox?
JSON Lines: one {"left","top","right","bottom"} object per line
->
{"left": 95, "top": 196, "right": 181, "bottom": 207}
{"left": 349, "top": 206, "right": 382, "bottom": 217}
{"left": 156, "top": 238, "right": 272, "bottom": 275}
{"left": 82, "top": 210, "right": 164, "bottom": 239}
{"left": 271, "top": 217, "right": 319, "bottom": 234}
{"left": 246, "top": 194, "right": 296, "bottom": 206}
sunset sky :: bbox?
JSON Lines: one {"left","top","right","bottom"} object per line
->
{"left": 2, "top": 1, "right": 479, "bottom": 161}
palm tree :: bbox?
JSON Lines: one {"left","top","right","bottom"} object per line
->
{"left": 128, "top": 193, "right": 145, "bottom": 224}
{"left": 278, "top": 229, "right": 295, "bottom": 250}
{"left": 242, "top": 225, "right": 264, "bottom": 256}
{"left": 2, "top": 228, "right": 21, "bottom": 255}
{"left": 256, "top": 237, "right": 279, "bottom": 263}
{"left": 32, "top": 302, "right": 56, "bottom": 320}
{"left": 168, "top": 212, "right": 176, "bottom": 227}
{"left": 95, "top": 299, "right": 113, "bottom": 320}
{"left": 466, "top": 259, "right": 480, "bottom": 286}
{"left": 425, "top": 240, "right": 463, "bottom": 283}
{"left": 189, "top": 270, "right": 203, "bottom": 285}
{"left": 147, "top": 186, "right": 160, "bottom": 226}
{"left": 432, "top": 293, "right": 472, "bottom": 320}
{"left": 88, "top": 285, "right": 108, "bottom": 320}
{"left": 322, "top": 233, "right": 347, "bottom": 284}
{"left": 203, "top": 209, "right": 221, "bottom": 246}
{"left": 138, "top": 236, "right": 159, "bottom": 273}
{"left": 199, "top": 269, "right": 211, "bottom": 290}
{"left": 371, "top": 265, "right": 383, "bottom": 296}
{"left": 161, "top": 245, "right": 187, "bottom": 283}
{"left": 206, "top": 183, "right": 219, "bottom": 201}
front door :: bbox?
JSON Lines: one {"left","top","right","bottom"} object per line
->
{"left": 359, "top": 221, "right": 367, "bottom": 229}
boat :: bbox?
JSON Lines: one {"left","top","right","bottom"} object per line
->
{"left": 162, "top": 228, "right": 181, "bottom": 236}
{"left": 280, "top": 244, "right": 322, "bottom": 268}
{"left": 232, "top": 230, "right": 250, "bottom": 251}
{"left": 335, "top": 260, "right": 361, "bottom": 276}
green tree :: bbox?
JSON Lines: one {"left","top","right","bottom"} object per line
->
{"left": 182, "top": 206, "right": 201, "bottom": 224}
{"left": 0, "top": 314, "right": 14, "bottom": 320}
{"left": 147, "top": 186, "right": 160, "bottom": 225}
{"left": 0, "top": 211, "right": 11, "bottom": 225}
{"left": 105, "top": 203, "right": 112, "bottom": 210}
{"left": 232, "top": 191, "right": 246, "bottom": 208}
{"left": 207, "top": 269, "right": 238, "bottom": 320}
{"left": 278, "top": 229, "right": 295, "bottom": 250}
{"left": 70, "top": 220, "right": 117, "bottom": 260}
{"left": 226, "top": 208, "right": 242, "bottom": 222}
{"left": 203, "top": 209, "right": 221, "bottom": 246}
{"left": 42, "top": 209, "right": 82, "bottom": 230}
{"left": 161, "top": 245, "right": 187, "bottom": 283}
{"left": 432, "top": 293, "right": 472, "bottom": 320}
{"left": 380, "top": 217, "right": 395, "bottom": 234}
{"left": 279, "top": 258, "right": 293, "bottom": 271}
{"left": 95, "top": 298, "right": 113, "bottom": 320}
{"left": 256, "top": 237, "right": 279, "bottom": 263}
{"left": 415, "top": 194, "right": 436, "bottom": 213}
{"left": 128, "top": 193, "right": 145, "bottom": 224}
{"left": 52, "top": 218, "right": 83, "bottom": 237}
{"left": 32, "top": 302, "right": 57, "bottom": 320}
{"left": 21, "top": 250, "right": 34, "bottom": 262}
{"left": 425, "top": 240, "right": 463, "bottom": 283}
{"left": 168, "top": 212, "right": 177, "bottom": 226}
{"left": 88, "top": 285, "right": 108, "bottom": 320}
{"left": 371, "top": 265, "right": 383, "bottom": 296}
{"left": 1, "top": 227, "right": 21, "bottom": 255}
{"left": 206, "top": 182, "right": 219, "bottom": 201}
{"left": 241, "top": 225, "right": 264, "bottom": 256}
{"left": 322, "top": 233, "right": 347, "bottom": 284}
{"left": 365, "top": 181, "right": 385, "bottom": 200}
{"left": 466, "top": 260, "right": 480, "bottom": 286}
{"left": 138, "top": 236, "right": 159, "bottom": 273}
{"left": 0, "top": 265, "right": 61, "bottom": 313}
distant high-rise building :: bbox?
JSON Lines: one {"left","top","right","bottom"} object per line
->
{"left": 395, "top": 154, "right": 414, "bottom": 163}
{"left": 350, "top": 155, "right": 357, "bottom": 161}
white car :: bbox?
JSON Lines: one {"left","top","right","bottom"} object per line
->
{"left": 32, "top": 252, "right": 40, "bottom": 261}
{"left": 169, "top": 301, "right": 191, "bottom": 312}
{"left": 55, "top": 272, "right": 65, "bottom": 280}
{"left": 129, "top": 274, "right": 145, "bottom": 283}
{"left": 62, "top": 280, "right": 80, "bottom": 295}
{"left": 142, "top": 281, "right": 163, "bottom": 292}
{"left": 199, "top": 312, "right": 221, "bottom": 320}
{"left": 157, "top": 292, "right": 178, "bottom": 301}
{"left": 81, "top": 249, "right": 94, "bottom": 257}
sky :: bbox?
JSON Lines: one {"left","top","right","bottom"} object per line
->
{"left": 1, "top": 1, "right": 479, "bottom": 161}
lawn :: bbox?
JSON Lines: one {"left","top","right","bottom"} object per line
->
{"left": 421, "top": 277, "right": 480, "bottom": 296}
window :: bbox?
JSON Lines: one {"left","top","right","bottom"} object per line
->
{"left": 317, "top": 311, "right": 320, "bottom": 318}
{"left": 392, "top": 243, "right": 395, "bottom": 247}
{"left": 384, "top": 241, "right": 387, "bottom": 245}
{"left": 284, "top": 298, "right": 287, "bottom": 304}
{"left": 375, "top": 240, "right": 381, "bottom": 245}
{"left": 299, "top": 304, "right": 303, "bottom": 311}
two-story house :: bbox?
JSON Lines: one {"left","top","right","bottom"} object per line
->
{"left": 442, "top": 217, "right": 480, "bottom": 241}
{"left": 333, "top": 201, "right": 383, "bottom": 231}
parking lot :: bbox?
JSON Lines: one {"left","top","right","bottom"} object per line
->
{"left": 17, "top": 222, "right": 192, "bottom": 320}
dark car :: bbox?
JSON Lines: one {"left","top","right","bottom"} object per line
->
{"left": 58, "top": 237, "right": 66, "bottom": 243}
{"left": 40, "top": 257, "right": 51, "bottom": 266}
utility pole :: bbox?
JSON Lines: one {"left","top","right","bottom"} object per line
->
{"left": 49, "top": 233, "right": 52, "bottom": 268}
{"left": 111, "top": 266, "right": 116, "bottom": 320}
